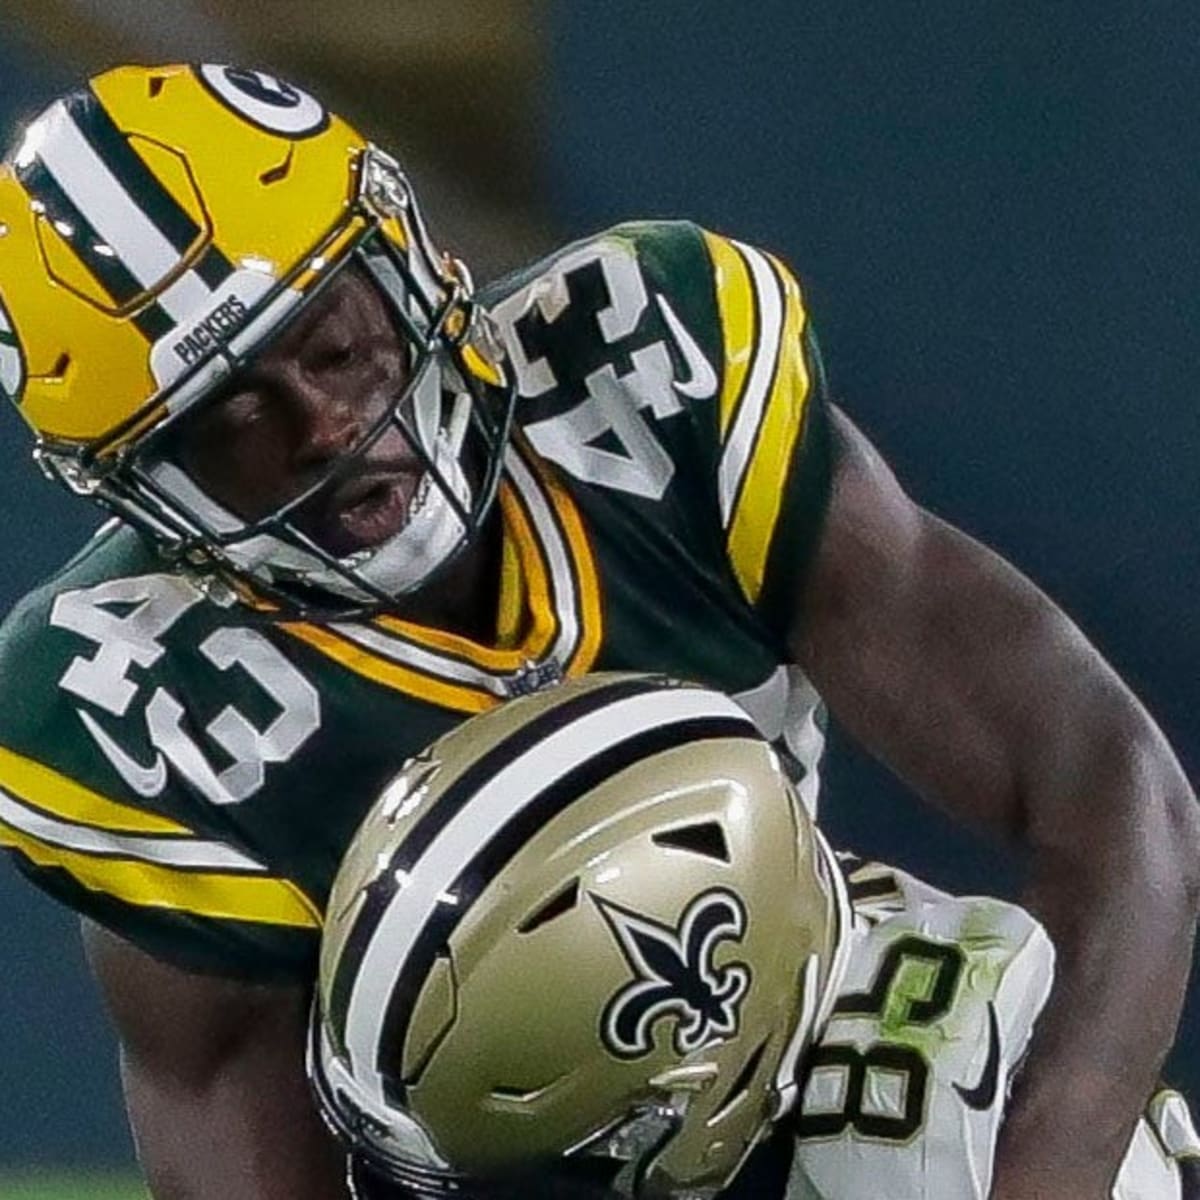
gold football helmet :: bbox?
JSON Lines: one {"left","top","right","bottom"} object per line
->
{"left": 310, "top": 674, "right": 851, "bottom": 1199}
{"left": 0, "top": 64, "right": 512, "bottom": 616}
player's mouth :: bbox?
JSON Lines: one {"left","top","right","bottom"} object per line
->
{"left": 303, "top": 464, "right": 427, "bottom": 557}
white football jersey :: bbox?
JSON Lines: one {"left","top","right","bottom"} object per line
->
{"left": 786, "top": 859, "right": 1199, "bottom": 1200}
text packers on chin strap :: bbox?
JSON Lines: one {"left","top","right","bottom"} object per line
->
{"left": 308, "top": 672, "right": 853, "bottom": 1199}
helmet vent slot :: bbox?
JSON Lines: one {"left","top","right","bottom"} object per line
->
{"left": 707, "top": 1038, "right": 768, "bottom": 1127}
{"left": 50, "top": 353, "right": 71, "bottom": 381}
{"left": 517, "top": 878, "right": 580, "bottom": 934}
{"left": 652, "top": 821, "right": 730, "bottom": 863}
{"left": 487, "top": 1083, "right": 540, "bottom": 1102}
{"left": 260, "top": 147, "right": 295, "bottom": 187}
{"left": 148, "top": 76, "right": 166, "bottom": 99}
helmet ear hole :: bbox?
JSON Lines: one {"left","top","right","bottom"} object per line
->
{"left": 651, "top": 821, "right": 730, "bottom": 863}
{"left": 517, "top": 878, "right": 580, "bottom": 934}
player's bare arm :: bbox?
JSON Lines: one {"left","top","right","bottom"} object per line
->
{"left": 792, "top": 405, "right": 1200, "bottom": 1196}
{"left": 82, "top": 920, "right": 346, "bottom": 1200}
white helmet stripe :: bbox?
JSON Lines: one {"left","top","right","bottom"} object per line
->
{"left": 0, "top": 298, "right": 25, "bottom": 403}
{"left": 343, "top": 684, "right": 754, "bottom": 1100}
{"left": 30, "top": 101, "right": 213, "bottom": 324}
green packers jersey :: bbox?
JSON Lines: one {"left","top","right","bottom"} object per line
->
{"left": 0, "top": 220, "right": 832, "bottom": 980}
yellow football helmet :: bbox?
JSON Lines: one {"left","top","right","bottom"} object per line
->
{"left": 0, "top": 64, "right": 512, "bottom": 616}
{"left": 310, "top": 674, "right": 851, "bottom": 1199}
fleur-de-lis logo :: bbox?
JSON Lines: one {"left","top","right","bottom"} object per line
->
{"left": 595, "top": 888, "right": 751, "bottom": 1059}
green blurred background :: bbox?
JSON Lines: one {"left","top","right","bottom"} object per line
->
{"left": 0, "top": 1175, "right": 145, "bottom": 1200}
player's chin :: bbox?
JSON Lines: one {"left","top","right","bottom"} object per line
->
{"left": 299, "top": 475, "right": 416, "bottom": 557}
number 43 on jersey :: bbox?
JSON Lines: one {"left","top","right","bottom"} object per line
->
{"left": 488, "top": 239, "right": 717, "bottom": 500}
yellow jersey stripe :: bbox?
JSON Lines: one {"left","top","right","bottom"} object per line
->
{"left": 280, "top": 623, "right": 501, "bottom": 713}
{"left": 726, "top": 253, "right": 811, "bottom": 605}
{"left": 280, "top": 476, "right": 557, "bottom": 700}
{"left": 495, "top": 529, "right": 524, "bottom": 648}
{"left": 366, "top": 482, "right": 557, "bottom": 668}
{"left": 0, "top": 743, "right": 188, "bottom": 835}
{"left": 716, "top": 241, "right": 785, "bottom": 526}
{"left": 546, "top": 463, "right": 604, "bottom": 675}
{"left": 0, "top": 788, "right": 266, "bottom": 872}
{"left": 280, "top": 477, "right": 557, "bottom": 712}
{"left": 278, "top": 446, "right": 600, "bottom": 707}
{"left": 1, "top": 821, "right": 320, "bottom": 928}
{"left": 703, "top": 231, "right": 757, "bottom": 438}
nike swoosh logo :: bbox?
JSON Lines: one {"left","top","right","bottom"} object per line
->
{"left": 655, "top": 293, "right": 718, "bottom": 400}
{"left": 954, "top": 1000, "right": 1002, "bottom": 1111}
{"left": 78, "top": 708, "right": 168, "bottom": 797}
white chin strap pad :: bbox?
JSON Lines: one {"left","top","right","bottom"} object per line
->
{"left": 349, "top": 424, "right": 472, "bottom": 597}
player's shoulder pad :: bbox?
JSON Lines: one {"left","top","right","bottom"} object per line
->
{"left": 481, "top": 219, "right": 711, "bottom": 307}
{"left": 483, "top": 220, "right": 726, "bottom": 383}
{"left": 0, "top": 521, "right": 322, "bottom": 958}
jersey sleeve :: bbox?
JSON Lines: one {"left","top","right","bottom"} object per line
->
{"left": 0, "top": 581, "right": 321, "bottom": 981}
{"left": 481, "top": 218, "right": 832, "bottom": 656}
{"left": 698, "top": 228, "right": 833, "bottom": 641}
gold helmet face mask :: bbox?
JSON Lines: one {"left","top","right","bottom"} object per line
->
{"left": 0, "top": 65, "right": 513, "bottom": 619}
{"left": 310, "top": 674, "right": 853, "bottom": 1200}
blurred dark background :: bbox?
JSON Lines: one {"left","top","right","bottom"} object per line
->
{"left": 0, "top": 0, "right": 1195, "bottom": 1183}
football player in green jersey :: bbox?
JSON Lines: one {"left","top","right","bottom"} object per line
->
{"left": 0, "top": 63, "right": 1194, "bottom": 1199}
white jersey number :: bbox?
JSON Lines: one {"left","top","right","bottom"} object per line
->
{"left": 797, "top": 932, "right": 965, "bottom": 1142}
{"left": 52, "top": 574, "right": 321, "bottom": 806}
{"left": 488, "top": 239, "right": 716, "bottom": 499}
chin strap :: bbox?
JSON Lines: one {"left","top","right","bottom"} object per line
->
{"left": 341, "top": 418, "right": 473, "bottom": 598}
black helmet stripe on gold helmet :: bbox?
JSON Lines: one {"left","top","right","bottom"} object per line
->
{"left": 312, "top": 672, "right": 850, "bottom": 1198}
{"left": 330, "top": 675, "right": 759, "bottom": 1099}
{"left": 14, "top": 89, "right": 236, "bottom": 340}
